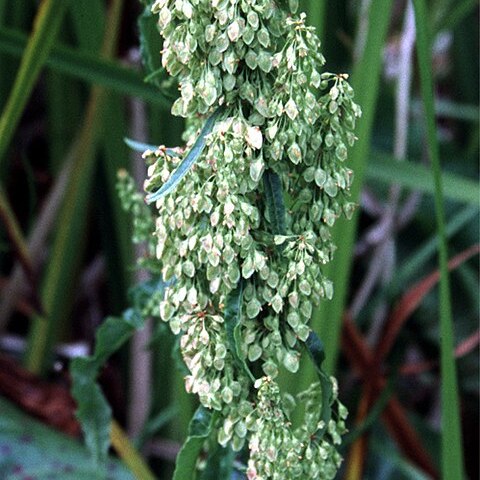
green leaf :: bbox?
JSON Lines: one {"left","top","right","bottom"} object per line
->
{"left": 0, "top": 396, "right": 133, "bottom": 479}
{"left": 0, "top": 26, "right": 172, "bottom": 108}
{"left": 411, "top": 98, "right": 479, "bottom": 123}
{"left": 412, "top": 1, "right": 465, "bottom": 477}
{"left": 368, "top": 151, "right": 479, "bottom": 205}
{"left": 136, "top": 405, "right": 178, "bottom": 448}
{"left": 304, "top": 0, "right": 326, "bottom": 43}
{"left": 0, "top": 0, "right": 71, "bottom": 297}
{"left": 70, "top": 278, "right": 165, "bottom": 469}
{"left": 343, "top": 378, "right": 395, "bottom": 446}
{"left": 124, "top": 137, "right": 158, "bottom": 152}
{"left": 70, "top": 314, "right": 139, "bottom": 469}
{"left": 0, "top": 0, "right": 71, "bottom": 169}
{"left": 25, "top": 0, "right": 125, "bottom": 375}
{"left": 199, "top": 444, "right": 236, "bottom": 480}
{"left": 129, "top": 276, "right": 166, "bottom": 310}
{"left": 70, "top": 364, "right": 112, "bottom": 472}
{"left": 146, "top": 107, "right": 224, "bottom": 203}
{"left": 305, "top": 331, "right": 333, "bottom": 441}
{"left": 437, "top": 0, "right": 479, "bottom": 32}
{"left": 138, "top": 4, "right": 167, "bottom": 88}
{"left": 97, "top": 94, "right": 132, "bottom": 311}
{"left": 69, "top": 1, "right": 105, "bottom": 52}
{"left": 396, "top": 205, "right": 478, "bottom": 287}
{"left": 263, "top": 170, "right": 287, "bottom": 235}
{"left": 124, "top": 137, "right": 181, "bottom": 157}
{"left": 370, "top": 437, "right": 431, "bottom": 480}
{"left": 225, "top": 281, "right": 255, "bottom": 382}
{"left": 173, "top": 406, "right": 216, "bottom": 480}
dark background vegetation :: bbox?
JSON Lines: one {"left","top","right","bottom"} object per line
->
{"left": 0, "top": 0, "right": 478, "bottom": 479}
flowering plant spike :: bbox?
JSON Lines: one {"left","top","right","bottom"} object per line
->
{"left": 140, "top": 0, "right": 360, "bottom": 477}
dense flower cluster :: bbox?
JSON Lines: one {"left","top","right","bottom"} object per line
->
{"left": 134, "top": 0, "right": 360, "bottom": 478}
{"left": 245, "top": 377, "right": 348, "bottom": 480}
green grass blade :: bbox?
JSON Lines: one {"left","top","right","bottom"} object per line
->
{"left": 396, "top": 205, "right": 479, "bottom": 287}
{"left": 412, "top": 1, "right": 466, "bottom": 478}
{"left": 0, "top": 26, "right": 171, "bottom": 107}
{"left": 303, "top": 0, "right": 326, "bottom": 43}
{"left": 0, "top": 0, "right": 10, "bottom": 113}
{"left": 24, "top": 92, "right": 106, "bottom": 374}
{"left": 69, "top": 0, "right": 105, "bottom": 51}
{"left": 0, "top": 0, "right": 71, "bottom": 169}
{"left": 46, "top": 1, "right": 106, "bottom": 172}
{"left": 0, "top": 0, "right": 70, "bottom": 287}
{"left": 413, "top": 98, "right": 479, "bottom": 123}
{"left": 97, "top": 95, "right": 132, "bottom": 312}
{"left": 368, "top": 151, "right": 480, "bottom": 205}
{"left": 437, "top": 0, "right": 479, "bottom": 32}
{"left": 290, "top": 1, "right": 394, "bottom": 428}
{"left": 45, "top": 70, "right": 83, "bottom": 172}
{"left": 314, "top": 0, "right": 394, "bottom": 374}
{"left": 0, "top": 0, "right": 32, "bottom": 115}
{"left": 0, "top": 187, "right": 35, "bottom": 288}
{"left": 25, "top": 0, "right": 123, "bottom": 374}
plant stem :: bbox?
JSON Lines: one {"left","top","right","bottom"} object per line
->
{"left": 0, "top": 187, "right": 35, "bottom": 287}
{"left": 111, "top": 420, "right": 157, "bottom": 480}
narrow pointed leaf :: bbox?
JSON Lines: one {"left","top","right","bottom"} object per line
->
{"left": 263, "top": 170, "right": 286, "bottom": 235}
{"left": 0, "top": 26, "right": 171, "bottom": 107}
{"left": 124, "top": 137, "right": 158, "bottom": 152}
{"left": 225, "top": 281, "right": 255, "bottom": 382}
{"left": 173, "top": 406, "right": 216, "bottom": 480}
{"left": 138, "top": 4, "right": 166, "bottom": 87}
{"left": 412, "top": 0, "right": 466, "bottom": 477}
{"left": 146, "top": 108, "right": 223, "bottom": 204}
{"left": 0, "top": 0, "right": 71, "bottom": 168}
{"left": 305, "top": 331, "right": 333, "bottom": 441}
{"left": 369, "top": 151, "right": 479, "bottom": 205}
{"left": 124, "top": 137, "right": 180, "bottom": 157}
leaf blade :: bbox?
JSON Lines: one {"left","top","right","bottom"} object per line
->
{"left": 0, "top": 26, "right": 171, "bottom": 107}
{"left": 0, "top": 0, "right": 71, "bottom": 169}
{"left": 263, "top": 170, "right": 287, "bottom": 235}
{"left": 225, "top": 281, "right": 255, "bottom": 382}
{"left": 412, "top": 2, "right": 466, "bottom": 476}
{"left": 368, "top": 150, "right": 479, "bottom": 205}
{"left": 305, "top": 331, "right": 333, "bottom": 441}
{"left": 70, "top": 278, "right": 164, "bottom": 470}
{"left": 173, "top": 406, "right": 216, "bottom": 480}
{"left": 146, "top": 107, "right": 224, "bottom": 204}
